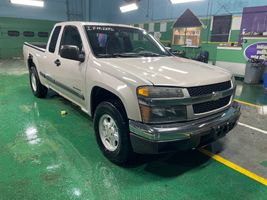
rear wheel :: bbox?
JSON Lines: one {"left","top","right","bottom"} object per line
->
{"left": 94, "top": 100, "right": 134, "bottom": 165}
{"left": 29, "top": 67, "right": 47, "bottom": 98}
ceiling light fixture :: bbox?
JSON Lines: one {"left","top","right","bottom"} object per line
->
{"left": 120, "top": 2, "right": 138, "bottom": 13}
{"left": 170, "top": 0, "right": 203, "bottom": 4}
{"left": 10, "top": 0, "right": 44, "bottom": 7}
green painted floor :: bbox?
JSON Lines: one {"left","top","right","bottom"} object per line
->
{"left": 0, "top": 61, "right": 267, "bottom": 199}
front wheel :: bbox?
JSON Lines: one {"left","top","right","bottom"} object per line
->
{"left": 29, "top": 67, "right": 47, "bottom": 98}
{"left": 94, "top": 100, "right": 134, "bottom": 166}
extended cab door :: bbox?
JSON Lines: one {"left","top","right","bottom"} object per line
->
{"left": 38, "top": 25, "right": 62, "bottom": 85}
{"left": 52, "top": 25, "right": 87, "bottom": 106}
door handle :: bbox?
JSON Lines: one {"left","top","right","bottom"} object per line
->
{"left": 54, "top": 59, "right": 61, "bottom": 66}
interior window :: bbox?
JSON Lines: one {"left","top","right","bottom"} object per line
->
{"left": 60, "top": 26, "right": 83, "bottom": 53}
{"left": 211, "top": 15, "right": 232, "bottom": 42}
{"left": 172, "top": 27, "right": 201, "bottom": 47}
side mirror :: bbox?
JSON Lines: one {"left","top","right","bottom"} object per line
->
{"left": 165, "top": 47, "right": 179, "bottom": 55}
{"left": 165, "top": 47, "right": 176, "bottom": 54}
{"left": 165, "top": 47, "right": 172, "bottom": 53}
{"left": 60, "top": 45, "right": 85, "bottom": 62}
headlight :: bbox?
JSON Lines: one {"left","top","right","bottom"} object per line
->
{"left": 140, "top": 104, "right": 187, "bottom": 124}
{"left": 137, "top": 86, "right": 187, "bottom": 124}
{"left": 137, "top": 86, "right": 184, "bottom": 98}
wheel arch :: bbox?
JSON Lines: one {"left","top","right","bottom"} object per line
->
{"left": 90, "top": 86, "right": 128, "bottom": 119}
{"left": 27, "top": 54, "right": 39, "bottom": 71}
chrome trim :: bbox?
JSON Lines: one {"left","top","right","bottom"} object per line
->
{"left": 40, "top": 71, "right": 85, "bottom": 100}
{"left": 129, "top": 105, "right": 240, "bottom": 142}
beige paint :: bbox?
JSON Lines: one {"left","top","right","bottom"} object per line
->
{"left": 24, "top": 22, "right": 232, "bottom": 122}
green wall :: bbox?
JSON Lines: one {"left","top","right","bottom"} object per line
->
{"left": 216, "top": 48, "right": 246, "bottom": 64}
{"left": 230, "top": 30, "right": 241, "bottom": 43}
{"left": 0, "top": 17, "right": 57, "bottom": 59}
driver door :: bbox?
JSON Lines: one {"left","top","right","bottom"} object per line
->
{"left": 53, "top": 25, "right": 86, "bottom": 106}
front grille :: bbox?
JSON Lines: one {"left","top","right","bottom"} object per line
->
{"left": 193, "top": 96, "right": 231, "bottom": 114}
{"left": 187, "top": 81, "right": 232, "bottom": 97}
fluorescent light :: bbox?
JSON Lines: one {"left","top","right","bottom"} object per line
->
{"left": 10, "top": 0, "right": 44, "bottom": 7}
{"left": 120, "top": 3, "right": 138, "bottom": 13}
{"left": 170, "top": 0, "right": 203, "bottom": 4}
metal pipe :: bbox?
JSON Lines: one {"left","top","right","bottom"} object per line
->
{"left": 66, "top": 0, "right": 70, "bottom": 20}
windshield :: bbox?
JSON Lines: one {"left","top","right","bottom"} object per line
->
{"left": 84, "top": 25, "right": 171, "bottom": 58}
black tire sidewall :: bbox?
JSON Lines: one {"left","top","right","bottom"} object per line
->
{"left": 29, "top": 67, "right": 47, "bottom": 98}
{"left": 94, "top": 101, "right": 132, "bottom": 165}
{"left": 29, "top": 67, "right": 38, "bottom": 96}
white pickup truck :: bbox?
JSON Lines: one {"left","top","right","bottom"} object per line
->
{"left": 23, "top": 21, "right": 240, "bottom": 165}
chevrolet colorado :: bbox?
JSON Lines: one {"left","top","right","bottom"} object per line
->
{"left": 23, "top": 22, "right": 240, "bottom": 165}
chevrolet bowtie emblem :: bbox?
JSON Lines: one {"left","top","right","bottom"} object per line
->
{"left": 211, "top": 91, "right": 222, "bottom": 101}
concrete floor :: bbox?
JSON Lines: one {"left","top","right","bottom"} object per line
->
{"left": 0, "top": 59, "right": 267, "bottom": 199}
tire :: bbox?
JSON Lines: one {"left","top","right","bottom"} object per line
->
{"left": 94, "top": 100, "right": 134, "bottom": 166}
{"left": 29, "top": 67, "right": 48, "bottom": 98}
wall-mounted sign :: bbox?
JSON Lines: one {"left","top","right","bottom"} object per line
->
{"left": 244, "top": 42, "right": 267, "bottom": 61}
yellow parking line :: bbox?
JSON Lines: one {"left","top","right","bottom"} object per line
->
{"left": 216, "top": 100, "right": 267, "bottom": 185}
{"left": 199, "top": 148, "right": 267, "bottom": 186}
{"left": 234, "top": 99, "right": 259, "bottom": 107}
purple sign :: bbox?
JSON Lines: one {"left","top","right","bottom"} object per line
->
{"left": 239, "top": 6, "right": 267, "bottom": 44}
{"left": 244, "top": 42, "right": 267, "bottom": 61}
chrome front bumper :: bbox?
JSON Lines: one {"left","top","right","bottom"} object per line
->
{"left": 129, "top": 104, "right": 241, "bottom": 154}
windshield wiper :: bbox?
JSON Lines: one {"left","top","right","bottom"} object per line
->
{"left": 97, "top": 53, "right": 140, "bottom": 58}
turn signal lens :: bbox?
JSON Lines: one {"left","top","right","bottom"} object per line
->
{"left": 139, "top": 105, "right": 151, "bottom": 123}
{"left": 137, "top": 86, "right": 149, "bottom": 97}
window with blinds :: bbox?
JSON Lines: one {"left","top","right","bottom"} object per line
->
{"left": 211, "top": 15, "right": 232, "bottom": 42}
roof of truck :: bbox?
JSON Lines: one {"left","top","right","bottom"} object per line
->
{"left": 55, "top": 21, "right": 140, "bottom": 29}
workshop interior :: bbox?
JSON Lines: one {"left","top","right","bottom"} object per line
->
{"left": 0, "top": 0, "right": 267, "bottom": 199}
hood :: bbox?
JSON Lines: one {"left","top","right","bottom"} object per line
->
{"left": 99, "top": 56, "right": 232, "bottom": 87}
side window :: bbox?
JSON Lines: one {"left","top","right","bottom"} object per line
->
{"left": 60, "top": 26, "right": 83, "bottom": 53}
{"left": 211, "top": 15, "right": 232, "bottom": 42}
{"left": 49, "top": 26, "right": 61, "bottom": 53}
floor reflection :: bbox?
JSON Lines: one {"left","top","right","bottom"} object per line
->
{"left": 257, "top": 106, "right": 267, "bottom": 116}
{"left": 235, "top": 80, "right": 267, "bottom": 105}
